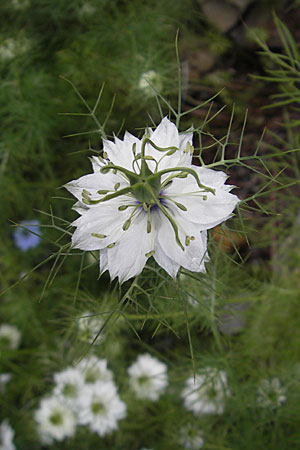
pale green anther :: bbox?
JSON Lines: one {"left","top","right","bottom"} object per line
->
{"left": 100, "top": 166, "right": 112, "bottom": 174}
{"left": 122, "top": 219, "right": 131, "bottom": 231}
{"left": 82, "top": 189, "right": 90, "bottom": 199}
{"left": 145, "top": 250, "right": 155, "bottom": 258}
{"left": 118, "top": 204, "right": 129, "bottom": 211}
{"left": 97, "top": 189, "right": 110, "bottom": 194}
{"left": 142, "top": 203, "right": 148, "bottom": 212}
{"left": 175, "top": 201, "right": 187, "bottom": 211}
{"left": 103, "top": 152, "right": 108, "bottom": 159}
{"left": 132, "top": 143, "right": 136, "bottom": 155}
{"left": 91, "top": 233, "right": 106, "bottom": 239}
{"left": 107, "top": 243, "right": 115, "bottom": 249}
{"left": 113, "top": 169, "right": 117, "bottom": 175}
{"left": 185, "top": 236, "right": 195, "bottom": 246}
{"left": 114, "top": 182, "right": 120, "bottom": 191}
{"left": 185, "top": 142, "right": 194, "bottom": 154}
{"left": 203, "top": 195, "right": 207, "bottom": 200}
{"left": 147, "top": 221, "right": 151, "bottom": 233}
{"left": 82, "top": 198, "right": 89, "bottom": 205}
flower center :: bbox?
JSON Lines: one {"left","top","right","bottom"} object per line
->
{"left": 83, "top": 135, "right": 216, "bottom": 251}
{"left": 49, "top": 411, "right": 63, "bottom": 426}
{"left": 62, "top": 383, "right": 77, "bottom": 397}
{"left": 91, "top": 400, "right": 105, "bottom": 415}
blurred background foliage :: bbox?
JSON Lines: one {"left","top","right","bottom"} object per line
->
{"left": 1, "top": 0, "right": 300, "bottom": 449}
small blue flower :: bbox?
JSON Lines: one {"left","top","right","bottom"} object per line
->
{"left": 13, "top": 220, "right": 41, "bottom": 251}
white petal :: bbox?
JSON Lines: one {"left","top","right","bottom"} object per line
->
{"left": 71, "top": 204, "right": 131, "bottom": 251}
{"left": 155, "top": 209, "right": 208, "bottom": 272}
{"left": 166, "top": 166, "right": 239, "bottom": 229}
{"left": 99, "top": 248, "right": 108, "bottom": 275}
{"left": 107, "top": 211, "right": 153, "bottom": 282}
{"left": 153, "top": 243, "right": 180, "bottom": 278}
{"left": 65, "top": 171, "right": 126, "bottom": 203}
{"left": 103, "top": 132, "right": 141, "bottom": 172}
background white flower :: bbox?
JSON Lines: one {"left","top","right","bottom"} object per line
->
{"left": 0, "top": 325, "right": 21, "bottom": 350}
{"left": 77, "top": 356, "right": 113, "bottom": 384}
{"left": 182, "top": 368, "right": 230, "bottom": 415}
{"left": 0, "top": 374, "right": 12, "bottom": 392}
{"left": 77, "top": 381, "right": 127, "bottom": 436}
{"left": 34, "top": 396, "right": 76, "bottom": 444}
{"left": 0, "top": 420, "right": 16, "bottom": 450}
{"left": 138, "top": 70, "right": 163, "bottom": 97}
{"left": 66, "top": 117, "right": 239, "bottom": 283}
{"left": 127, "top": 353, "right": 168, "bottom": 401}
{"left": 53, "top": 368, "right": 85, "bottom": 411}
{"left": 257, "top": 377, "right": 287, "bottom": 408}
{"left": 179, "top": 424, "right": 205, "bottom": 449}
{"left": 77, "top": 310, "right": 105, "bottom": 344}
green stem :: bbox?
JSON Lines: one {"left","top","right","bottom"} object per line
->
{"left": 158, "top": 167, "right": 216, "bottom": 195}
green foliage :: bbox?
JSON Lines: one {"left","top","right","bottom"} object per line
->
{"left": 1, "top": 2, "right": 300, "bottom": 450}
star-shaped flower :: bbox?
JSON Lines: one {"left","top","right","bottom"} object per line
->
{"left": 65, "top": 117, "right": 239, "bottom": 282}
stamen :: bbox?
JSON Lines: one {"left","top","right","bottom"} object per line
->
{"left": 185, "top": 235, "right": 195, "bottom": 246}
{"left": 114, "top": 182, "right": 120, "bottom": 191}
{"left": 91, "top": 233, "right": 106, "bottom": 239}
{"left": 121, "top": 205, "right": 140, "bottom": 232}
{"left": 103, "top": 152, "right": 108, "bottom": 159}
{"left": 122, "top": 219, "right": 131, "bottom": 231}
{"left": 97, "top": 189, "right": 110, "bottom": 194}
{"left": 107, "top": 243, "right": 115, "bottom": 248}
{"left": 160, "top": 195, "right": 187, "bottom": 212}
{"left": 118, "top": 205, "right": 129, "bottom": 211}
{"left": 145, "top": 250, "right": 155, "bottom": 258}
{"left": 147, "top": 207, "right": 151, "bottom": 233}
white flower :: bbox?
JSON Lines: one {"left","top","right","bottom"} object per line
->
{"left": 77, "top": 381, "right": 127, "bottom": 436}
{"left": 77, "top": 311, "right": 105, "bottom": 344}
{"left": 179, "top": 424, "right": 205, "bottom": 449}
{"left": 138, "top": 70, "right": 162, "bottom": 97}
{"left": 0, "top": 37, "right": 30, "bottom": 61}
{"left": 34, "top": 396, "right": 76, "bottom": 444}
{"left": 77, "top": 356, "right": 113, "bottom": 384}
{"left": 65, "top": 117, "right": 239, "bottom": 283}
{"left": 0, "top": 420, "right": 16, "bottom": 450}
{"left": 257, "top": 377, "right": 287, "bottom": 408}
{"left": 182, "top": 368, "right": 230, "bottom": 415}
{"left": 53, "top": 368, "right": 85, "bottom": 411}
{"left": 0, "top": 374, "right": 11, "bottom": 392}
{"left": 11, "top": 0, "right": 30, "bottom": 9}
{"left": 127, "top": 353, "right": 168, "bottom": 401}
{"left": 0, "top": 325, "right": 21, "bottom": 350}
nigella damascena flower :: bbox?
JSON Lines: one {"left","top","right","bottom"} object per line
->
{"left": 257, "top": 377, "right": 287, "bottom": 408}
{"left": 127, "top": 353, "right": 168, "bottom": 401}
{"left": 34, "top": 397, "right": 76, "bottom": 445}
{"left": 181, "top": 368, "right": 230, "bottom": 415}
{"left": 65, "top": 117, "right": 239, "bottom": 283}
{"left": 138, "top": 70, "right": 163, "bottom": 97}
{"left": 0, "top": 420, "right": 16, "bottom": 450}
